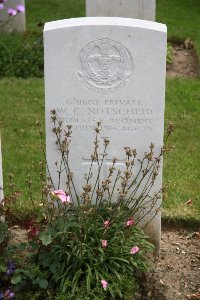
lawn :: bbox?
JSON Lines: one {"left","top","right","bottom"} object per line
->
{"left": 25, "top": 0, "right": 200, "bottom": 55}
{"left": 0, "top": 0, "right": 199, "bottom": 222}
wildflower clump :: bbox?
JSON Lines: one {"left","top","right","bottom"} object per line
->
{"left": 0, "top": 0, "right": 25, "bottom": 29}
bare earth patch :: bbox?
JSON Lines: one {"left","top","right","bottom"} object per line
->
{"left": 135, "top": 226, "right": 200, "bottom": 300}
{"left": 167, "top": 41, "right": 200, "bottom": 78}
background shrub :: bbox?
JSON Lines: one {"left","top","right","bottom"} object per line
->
{"left": 0, "top": 32, "right": 44, "bottom": 78}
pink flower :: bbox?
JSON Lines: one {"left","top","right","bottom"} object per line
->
{"left": 126, "top": 218, "right": 134, "bottom": 227}
{"left": 16, "top": 4, "right": 25, "bottom": 13}
{"left": 0, "top": 4, "right": 4, "bottom": 10}
{"left": 52, "top": 190, "right": 71, "bottom": 203}
{"left": 103, "top": 220, "right": 110, "bottom": 228}
{"left": 102, "top": 240, "right": 108, "bottom": 248}
{"left": 101, "top": 279, "right": 108, "bottom": 290}
{"left": 130, "top": 246, "right": 140, "bottom": 254}
{"left": 7, "top": 8, "right": 17, "bottom": 16}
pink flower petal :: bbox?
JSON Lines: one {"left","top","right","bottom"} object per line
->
{"left": 58, "top": 194, "right": 67, "bottom": 202}
{"left": 101, "top": 240, "right": 108, "bottom": 248}
{"left": 66, "top": 195, "right": 71, "bottom": 203}
{"left": 53, "top": 189, "right": 66, "bottom": 195}
{"left": 0, "top": 4, "right": 4, "bottom": 10}
{"left": 16, "top": 4, "right": 25, "bottom": 13}
{"left": 126, "top": 218, "right": 134, "bottom": 227}
{"left": 52, "top": 190, "right": 71, "bottom": 204}
{"left": 101, "top": 279, "right": 108, "bottom": 290}
{"left": 103, "top": 220, "right": 110, "bottom": 228}
{"left": 130, "top": 246, "right": 140, "bottom": 254}
{"left": 7, "top": 8, "right": 17, "bottom": 16}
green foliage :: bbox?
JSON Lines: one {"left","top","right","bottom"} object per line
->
{"left": 166, "top": 42, "right": 173, "bottom": 64}
{"left": 39, "top": 231, "right": 52, "bottom": 246}
{"left": 11, "top": 203, "right": 151, "bottom": 299}
{"left": 26, "top": 0, "right": 85, "bottom": 31}
{"left": 0, "top": 32, "right": 43, "bottom": 78}
{"left": 7, "top": 272, "right": 137, "bottom": 299}
{"left": 157, "top": 0, "right": 200, "bottom": 56}
{"left": 0, "top": 222, "right": 9, "bottom": 244}
{"left": 11, "top": 274, "right": 23, "bottom": 285}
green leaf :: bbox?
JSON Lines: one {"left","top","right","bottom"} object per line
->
{"left": 17, "top": 243, "right": 27, "bottom": 251}
{"left": 0, "top": 264, "right": 7, "bottom": 273}
{"left": 111, "top": 256, "right": 129, "bottom": 264}
{"left": 86, "top": 264, "right": 92, "bottom": 294}
{"left": 0, "top": 222, "right": 8, "bottom": 232}
{"left": 29, "top": 240, "right": 39, "bottom": 250}
{"left": 86, "top": 271, "right": 91, "bottom": 294}
{"left": 39, "top": 231, "right": 52, "bottom": 246}
{"left": 107, "top": 265, "right": 121, "bottom": 280}
{"left": 0, "top": 233, "right": 6, "bottom": 243}
{"left": 11, "top": 274, "right": 22, "bottom": 285}
{"left": 50, "top": 262, "right": 60, "bottom": 274}
{"left": 38, "top": 278, "right": 48, "bottom": 289}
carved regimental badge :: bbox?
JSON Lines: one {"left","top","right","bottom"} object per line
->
{"left": 78, "top": 38, "right": 133, "bottom": 94}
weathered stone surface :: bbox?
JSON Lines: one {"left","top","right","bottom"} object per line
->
{"left": 44, "top": 17, "right": 167, "bottom": 252}
{"left": 0, "top": 0, "right": 26, "bottom": 32}
{"left": 86, "top": 0, "right": 156, "bottom": 21}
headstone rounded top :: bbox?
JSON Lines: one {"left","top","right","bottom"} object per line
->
{"left": 44, "top": 17, "right": 167, "bottom": 33}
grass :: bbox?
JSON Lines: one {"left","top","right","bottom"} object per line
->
{"left": 26, "top": 0, "right": 85, "bottom": 31}
{"left": 163, "top": 78, "right": 200, "bottom": 223}
{"left": 25, "top": 0, "right": 200, "bottom": 56}
{"left": 0, "top": 78, "right": 199, "bottom": 222}
{"left": 157, "top": 0, "right": 200, "bottom": 55}
{"left": 0, "top": 79, "right": 44, "bottom": 211}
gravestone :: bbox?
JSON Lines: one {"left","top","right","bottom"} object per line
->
{"left": 44, "top": 17, "right": 167, "bottom": 252}
{"left": 86, "top": 0, "right": 156, "bottom": 21}
{"left": 0, "top": 0, "right": 26, "bottom": 32}
{"left": 0, "top": 134, "right": 3, "bottom": 203}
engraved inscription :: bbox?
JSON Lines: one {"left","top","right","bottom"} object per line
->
{"left": 78, "top": 38, "right": 133, "bottom": 94}
{"left": 56, "top": 97, "right": 153, "bottom": 133}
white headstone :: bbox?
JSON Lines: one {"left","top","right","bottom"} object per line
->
{"left": 44, "top": 17, "right": 167, "bottom": 252}
{"left": 86, "top": 0, "right": 156, "bottom": 21}
{"left": 0, "top": 0, "right": 26, "bottom": 32}
{"left": 0, "top": 133, "right": 3, "bottom": 202}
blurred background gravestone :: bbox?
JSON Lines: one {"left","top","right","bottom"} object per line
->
{"left": 86, "top": 0, "right": 156, "bottom": 21}
{"left": 0, "top": 0, "right": 26, "bottom": 32}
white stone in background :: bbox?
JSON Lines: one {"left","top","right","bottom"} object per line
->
{"left": 86, "top": 0, "right": 156, "bottom": 21}
{"left": 0, "top": 0, "right": 26, "bottom": 32}
{"left": 0, "top": 133, "right": 3, "bottom": 203}
{"left": 44, "top": 17, "right": 167, "bottom": 252}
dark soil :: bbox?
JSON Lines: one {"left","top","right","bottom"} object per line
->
{"left": 135, "top": 226, "right": 200, "bottom": 300}
{"left": 166, "top": 40, "right": 200, "bottom": 79}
